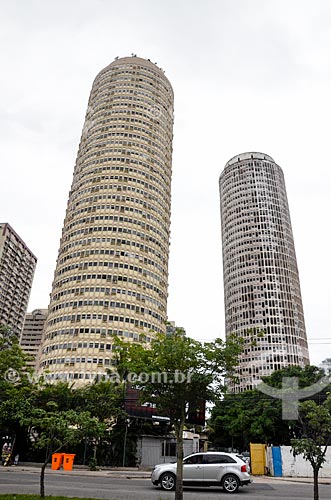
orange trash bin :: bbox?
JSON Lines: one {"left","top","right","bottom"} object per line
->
{"left": 51, "top": 453, "right": 64, "bottom": 470}
{"left": 63, "top": 453, "right": 76, "bottom": 471}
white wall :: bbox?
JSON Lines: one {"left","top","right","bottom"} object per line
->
{"left": 280, "top": 446, "right": 331, "bottom": 478}
{"left": 266, "top": 446, "right": 274, "bottom": 476}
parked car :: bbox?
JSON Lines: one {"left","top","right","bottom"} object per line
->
{"left": 237, "top": 453, "right": 251, "bottom": 473}
{"left": 151, "top": 451, "right": 252, "bottom": 493}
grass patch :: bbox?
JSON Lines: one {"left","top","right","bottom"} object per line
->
{"left": 0, "top": 496, "right": 108, "bottom": 500}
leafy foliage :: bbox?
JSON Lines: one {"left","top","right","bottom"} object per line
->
{"left": 0, "top": 325, "right": 31, "bottom": 393}
{"left": 0, "top": 325, "right": 35, "bottom": 459}
{"left": 291, "top": 399, "right": 331, "bottom": 500}
{"left": 116, "top": 331, "right": 243, "bottom": 421}
{"left": 209, "top": 365, "right": 329, "bottom": 451}
{"left": 262, "top": 365, "right": 326, "bottom": 389}
{"left": 25, "top": 405, "right": 105, "bottom": 454}
{"left": 80, "top": 380, "right": 124, "bottom": 422}
{"left": 210, "top": 390, "right": 289, "bottom": 450}
{"left": 22, "top": 403, "right": 107, "bottom": 497}
{"left": 115, "top": 329, "right": 243, "bottom": 500}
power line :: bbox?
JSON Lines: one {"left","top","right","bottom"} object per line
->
{"left": 308, "top": 342, "right": 331, "bottom": 344}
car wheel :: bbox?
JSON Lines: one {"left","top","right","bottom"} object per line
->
{"left": 160, "top": 472, "right": 176, "bottom": 491}
{"left": 222, "top": 474, "right": 240, "bottom": 493}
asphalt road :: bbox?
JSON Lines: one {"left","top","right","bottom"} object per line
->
{"left": 0, "top": 469, "right": 330, "bottom": 499}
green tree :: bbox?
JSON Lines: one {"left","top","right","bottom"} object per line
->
{"left": 261, "top": 365, "right": 325, "bottom": 390}
{"left": 23, "top": 403, "right": 106, "bottom": 498}
{"left": 116, "top": 330, "right": 242, "bottom": 500}
{"left": 79, "top": 380, "right": 125, "bottom": 465}
{"left": 0, "top": 325, "right": 35, "bottom": 461}
{"left": 81, "top": 380, "right": 124, "bottom": 421}
{"left": 34, "top": 382, "right": 83, "bottom": 412}
{"left": 0, "top": 325, "right": 31, "bottom": 393}
{"left": 291, "top": 399, "right": 331, "bottom": 500}
{"left": 209, "top": 365, "right": 328, "bottom": 451}
{"left": 209, "top": 390, "right": 288, "bottom": 450}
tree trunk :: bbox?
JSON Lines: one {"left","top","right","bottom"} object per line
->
{"left": 175, "top": 408, "right": 185, "bottom": 500}
{"left": 313, "top": 468, "right": 319, "bottom": 500}
{"left": 40, "top": 444, "right": 65, "bottom": 498}
{"left": 40, "top": 460, "right": 47, "bottom": 498}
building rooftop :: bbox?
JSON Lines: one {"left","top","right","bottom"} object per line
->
{"left": 224, "top": 152, "right": 275, "bottom": 168}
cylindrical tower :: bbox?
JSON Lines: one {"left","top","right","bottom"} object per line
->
{"left": 39, "top": 57, "right": 174, "bottom": 382}
{"left": 220, "top": 152, "right": 309, "bottom": 392}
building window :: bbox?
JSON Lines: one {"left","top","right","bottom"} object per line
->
{"left": 162, "top": 442, "right": 176, "bottom": 457}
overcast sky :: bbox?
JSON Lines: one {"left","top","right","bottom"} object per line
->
{"left": 1, "top": 0, "right": 330, "bottom": 366}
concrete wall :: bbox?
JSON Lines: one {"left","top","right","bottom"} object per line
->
{"left": 280, "top": 446, "right": 331, "bottom": 478}
{"left": 266, "top": 446, "right": 274, "bottom": 476}
{"left": 266, "top": 446, "right": 331, "bottom": 478}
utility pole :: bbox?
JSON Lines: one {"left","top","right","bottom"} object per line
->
{"left": 122, "top": 418, "right": 130, "bottom": 467}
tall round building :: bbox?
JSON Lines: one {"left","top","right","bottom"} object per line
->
{"left": 220, "top": 152, "right": 309, "bottom": 392}
{"left": 39, "top": 57, "right": 174, "bottom": 382}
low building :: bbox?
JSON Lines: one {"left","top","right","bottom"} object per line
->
{"left": 137, "top": 431, "right": 204, "bottom": 468}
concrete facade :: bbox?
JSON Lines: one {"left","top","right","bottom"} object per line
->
{"left": 219, "top": 153, "right": 309, "bottom": 391}
{"left": 0, "top": 223, "right": 37, "bottom": 337}
{"left": 20, "top": 308, "right": 48, "bottom": 369}
{"left": 39, "top": 57, "right": 174, "bottom": 383}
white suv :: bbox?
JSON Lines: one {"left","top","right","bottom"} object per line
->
{"left": 151, "top": 452, "right": 252, "bottom": 493}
